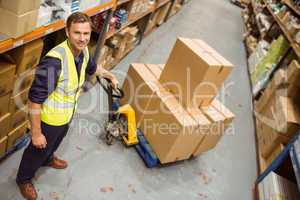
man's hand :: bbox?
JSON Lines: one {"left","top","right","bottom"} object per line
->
{"left": 96, "top": 64, "right": 119, "bottom": 89}
{"left": 31, "top": 129, "right": 47, "bottom": 149}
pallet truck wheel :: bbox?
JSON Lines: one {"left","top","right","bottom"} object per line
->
{"left": 105, "top": 133, "right": 114, "bottom": 145}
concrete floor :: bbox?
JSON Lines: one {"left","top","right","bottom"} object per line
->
{"left": 0, "top": 0, "right": 257, "bottom": 199}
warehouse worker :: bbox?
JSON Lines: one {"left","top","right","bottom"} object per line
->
{"left": 15, "top": 12, "right": 118, "bottom": 200}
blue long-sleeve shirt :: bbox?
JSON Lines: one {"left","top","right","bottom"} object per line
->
{"left": 29, "top": 52, "right": 97, "bottom": 104}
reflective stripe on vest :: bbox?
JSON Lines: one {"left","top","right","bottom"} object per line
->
{"left": 41, "top": 40, "right": 89, "bottom": 126}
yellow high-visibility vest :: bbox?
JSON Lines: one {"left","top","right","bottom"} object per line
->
{"left": 41, "top": 40, "right": 89, "bottom": 126}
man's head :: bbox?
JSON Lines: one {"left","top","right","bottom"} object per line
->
{"left": 66, "top": 12, "right": 93, "bottom": 53}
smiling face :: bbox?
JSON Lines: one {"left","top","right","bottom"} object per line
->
{"left": 66, "top": 22, "right": 92, "bottom": 54}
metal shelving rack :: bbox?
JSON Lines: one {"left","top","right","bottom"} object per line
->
{"left": 0, "top": 0, "right": 183, "bottom": 67}
{"left": 255, "top": 131, "right": 300, "bottom": 198}
{"left": 0, "top": 0, "right": 115, "bottom": 54}
{"left": 245, "top": 1, "right": 300, "bottom": 199}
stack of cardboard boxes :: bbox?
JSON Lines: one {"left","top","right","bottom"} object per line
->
{"left": 255, "top": 59, "right": 300, "bottom": 171}
{"left": 122, "top": 37, "right": 235, "bottom": 164}
{"left": 0, "top": 0, "right": 41, "bottom": 38}
{"left": 0, "top": 39, "right": 43, "bottom": 158}
{"left": 102, "top": 26, "right": 139, "bottom": 67}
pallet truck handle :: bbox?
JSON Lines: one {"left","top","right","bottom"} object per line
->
{"left": 96, "top": 76, "right": 124, "bottom": 99}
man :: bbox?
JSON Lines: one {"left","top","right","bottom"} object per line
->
{"left": 16, "top": 12, "right": 118, "bottom": 200}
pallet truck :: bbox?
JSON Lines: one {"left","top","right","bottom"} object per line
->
{"left": 97, "top": 76, "right": 159, "bottom": 167}
{"left": 97, "top": 76, "right": 138, "bottom": 146}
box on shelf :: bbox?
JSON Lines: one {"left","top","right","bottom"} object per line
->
{"left": 14, "top": 67, "right": 36, "bottom": 91}
{"left": 0, "top": 136, "right": 7, "bottom": 158}
{"left": 286, "top": 60, "right": 300, "bottom": 98}
{"left": 0, "top": 0, "right": 41, "bottom": 14}
{"left": 9, "top": 39, "right": 43, "bottom": 75}
{"left": 0, "top": 113, "right": 11, "bottom": 140}
{"left": 145, "top": 9, "right": 159, "bottom": 33}
{"left": 109, "top": 26, "right": 138, "bottom": 60}
{"left": 159, "top": 37, "right": 234, "bottom": 108}
{"left": 9, "top": 87, "right": 30, "bottom": 115}
{"left": 7, "top": 120, "right": 28, "bottom": 150}
{"left": 155, "top": 2, "right": 171, "bottom": 26}
{"left": 0, "top": 57, "right": 17, "bottom": 96}
{"left": 256, "top": 117, "right": 290, "bottom": 158}
{"left": 10, "top": 108, "right": 28, "bottom": 132}
{"left": 127, "top": 0, "right": 152, "bottom": 21}
{"left": 0, "top": 93, "right": 11, "bottom": 119}
{"left": 255, "top": 91, "right": 300, "bottom": 138}
{"left": 0, "top": 8, "right": 38, "bottom": 38}
{"left": 265, "top": 143, "right": 284, "bottom": 168}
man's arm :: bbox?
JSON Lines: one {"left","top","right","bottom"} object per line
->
{"left": 28, "top": 100, "right": 47, "bottom": 149}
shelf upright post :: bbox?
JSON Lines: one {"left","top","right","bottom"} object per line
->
{"left": 139, "top": 12, "right": 155, "bottom": 44}
{"left": 94, "top": 7, "right": 114, "bottom": 63}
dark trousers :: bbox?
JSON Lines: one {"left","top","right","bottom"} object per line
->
{"left": 16, "top": 122, "right": 69, "bottom": 184}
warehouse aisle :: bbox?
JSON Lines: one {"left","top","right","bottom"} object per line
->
{"left": 0, "top": 0, "right": 257, "bottom": 199}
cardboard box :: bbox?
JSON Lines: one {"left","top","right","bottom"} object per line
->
{"left": 192, "top": 99, "right": 234, "bottom": 156}
{"left": 0, "top": 0, "right": 41, "bottom": 14}
{"left": 0, "top": 8, "right": 38, "bottom": 38}
{"left": 14, "top": 67, "right": 36, "bottom": 91}
{"left": 145, "top": 10, "right": 159, "bottom": 33}
{"left": 128, "top": 0, "right": 151, "bottom": 21}
{"left": 10, "top": 108, "right": 28, "bottom": 132}
{"left": 0, "top": 113, "right": 11, "bottom": 139}
{"left": 7, "top": 120, "right": 28, "bottom": 150}
{"left": 0, "top": 93, "right": 11, "bottom": 119}
{"left": 139, "top": 85, "right": 208, "bottom": 164}
{"left": 159, "top": 37, "right": 234, "bottom": 108}
{"left": 155, "top": 2, "right": 171, "bottom": 26}
{"left": 256, "top": 92, "right": 300, "bottom": 138}
{"left": 257, "top": 60, "right": 300, "bottom": 101}
{"left": 286, "top": 60, "right": 300, "bottom": 98}
{"left": 144, "top": 64, "right": 164, "bottom": 79}
{"left": 0, "top": 136, "right": 7, "bottom": 158}
{"left": 0, "top": 58, "right": 17, "bottom": 96}
{"left": 9, "top": 87, "right": 30, "bottom": 115}
{"left": 256, "top": 118, "right": 290, "bottom": 158}
{"left": 9, "top": 39, "right": 43, "bottom": 75}
{"left": 110, "top": 27, "right": 138, "bottom": 60}
{"left": 121, "top": 63, "right": 162, "bottom": 126}
{"left": 265, "top": 143, "right": 284, "bottom": 167}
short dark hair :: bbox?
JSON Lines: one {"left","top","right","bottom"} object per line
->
{"left": 66, "top": 12, "right": 93, "bottom": 30}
